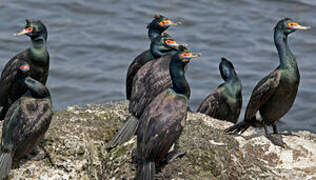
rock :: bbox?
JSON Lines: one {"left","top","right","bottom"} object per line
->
{"left": 4, "top": 101, "right": 316, "bottom": 179}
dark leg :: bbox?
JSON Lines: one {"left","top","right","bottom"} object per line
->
{"left": 131, "top": 148, "right": 137, "bottom": 164}
{"left": 163, "top": 140, "right": 186, "bottom": 163}
{"left": 272, "top": 124, "right": 299, "bottom": 137}
{"left": 263, "top": 125, "right": 286, "bottom": 148}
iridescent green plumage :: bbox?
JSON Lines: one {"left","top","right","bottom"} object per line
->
{"left": 136, "top": 50, "right": 198, "bottom": 180}
{"left": 198, "top": 58, "right": 242, "bottom": 123}
{"left": 0, "top": 20, "right": 49, "bottom": 120}
{"left": 0, "top": 63, "right": 53, "bottom": 179}
{"left": 225, "top": 18, "right": 309, "bottom": 147}
{"left": 125, "top": 15, "right": 178, "bottom": 100}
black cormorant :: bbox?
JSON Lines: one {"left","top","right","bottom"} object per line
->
{"left": 126, "top": 14, "right": 179, "bottom": 100}
{"left": 0, "top": 62, "right": 53, "bottom": 179}
{"left": 136, "top": 50, "right": 199, "bottom": 180}
{"left": 197, "top": 57, "right": 242, "bottom": 123}
{"left": 225, "top": 18, "right": 310, "bottom": 147}
{"left": 0, "top": 19, "right": 49, "bottom": 120}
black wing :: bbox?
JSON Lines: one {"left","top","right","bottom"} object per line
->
{"left": 244, "top": 70, "right": 281, "bottom": 120}
{"left": 2, "top": 97, "right": 53, "bottom": 156}
{"left": 0, "top": 53, "right": 24, "bottom": 106}
{"left": 129, "top": 55, "right": 172, "bottom": 118}
{"left": 137, "top": 89, "right": 187, "bottom": 162}
{"left": 126, "top": 50, "right": 153, "bottom": 100}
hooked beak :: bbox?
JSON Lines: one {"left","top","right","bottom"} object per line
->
{"left": 14, "top": 27, "right": 33, "bottom": 36}
{"left": 183, "top": 53, "right": 201, "bottom": 62}
{"left": 160, "top": 20, "right": 181, "bottom": 27}
{"left": 291, "top": 24, "right": 310, "bottom": 30}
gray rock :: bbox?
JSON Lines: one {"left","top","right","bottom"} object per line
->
{"left": 4, "top": 101, "right": 316, "bottom": 179}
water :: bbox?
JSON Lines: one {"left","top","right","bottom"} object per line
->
{"left": 0, "top": 0, "right": 315, "bottom": 133}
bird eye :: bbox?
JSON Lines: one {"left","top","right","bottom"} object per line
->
{"left": 288, "top": 22, "right": 298, "bottom": 27}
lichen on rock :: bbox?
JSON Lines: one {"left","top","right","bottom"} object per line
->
{"left": 3, "top": 101, "right": 316, "bottom": 179}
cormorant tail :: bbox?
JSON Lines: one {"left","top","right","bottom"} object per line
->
{"left": 107, "top": 116, "right": 138, "bottom": 152}
{"left": 136, "top": 160, "right": 155, "bottom": 180}
{"left": 0, "top": 152, "right": 13, "bottom": 179}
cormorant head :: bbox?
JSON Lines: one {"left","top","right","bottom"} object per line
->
{"left": 147, "top": 14, "right": 179, "bottom": 34}
{"left": 275, "top": 18, "right": 310, "bottom": 35}
{"left": 219, "top": 57, "right": 237, "bottom": 81}
{"left": 160, "top": 33, "right": 185, "bottom": 49}
{"left": 14, "top": 19, "right": 48, "bottom": 40}
{"left": 174, "top": 47, "right": 200, "bottom": 65}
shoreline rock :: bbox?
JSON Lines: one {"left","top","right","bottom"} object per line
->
{"left": 5, "top": 101, "right": 316, "bottom": 179}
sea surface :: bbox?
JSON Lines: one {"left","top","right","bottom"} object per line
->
{"left": 0, "top": 0, "right": 315, "bottom": 132}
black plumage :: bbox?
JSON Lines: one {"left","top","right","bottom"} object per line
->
{"left": 0, "top": 20, "right": 49, "bottom": 120}
{"left": 126, "top": 14, "right": 179, "bottom": 100}
{"left": 136, "top": 51, "right": 199, "bottom": 180}
{"left": 0, "top": 62, "right": 53, "bottom": 179}
{"left": 197, "top": 57, "right": 242, "bottom": 123}
{"left": 225, "top": 18, "right": 310, "bottom": 146}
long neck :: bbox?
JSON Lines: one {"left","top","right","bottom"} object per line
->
{"left": 22, "top": 77, "right": 50, "bottom": 98}
{"left": 31, "top": 36, "right": 46, "bottom": 50}
{"left": 170, "top": 60, "right": 190, "bottom": 98}
{"left": 274, "top": 30, "right": 297, "bottom": 69}
{"left": 148, "top": 28, "right": 162, "bottom": 40}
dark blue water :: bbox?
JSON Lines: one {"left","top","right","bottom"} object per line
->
{"left": 0, "top": 0, "right": 315, "bottom": 132}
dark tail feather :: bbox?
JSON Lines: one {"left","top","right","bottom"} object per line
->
{"left": 0, "top": 152, "right": 13, "bottom": 179}
{"left": 224, "top": 121, "right": 250, "bottom": 135}
{"left": 136, "top": 161, "right": 155, "bottom": 180}
{"left": 107, "top": 116, "right": 139, "bottom": 151}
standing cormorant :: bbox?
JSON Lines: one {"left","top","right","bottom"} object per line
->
{"left": 0, "top": 19, "right": 49, "bottom": 120}
{"left": 197, "top": 57, "right": 242, "bottom": 123}
{"left": 126, "top": 14, "right": 179, "bottom": 100}
{"left": 136, "top": 50, "right": 200, "bottom": 180}
{"left": 0, "top": 62, "right": 53, "bottom": 179}
{"left": 225, "top": 18, "right": 310, "bottom": 147}
{"left": 107, "top": 38, "right": 186, "bottom": 151}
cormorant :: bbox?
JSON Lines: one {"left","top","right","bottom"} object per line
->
{"left": 197, "top": 57, "right": 242, "bottom": 123}
{"left": 126, "top": 14, "right": 179, "bottom": 100}
{"left": 136, "top": 50, "right": 200, "bottom": 180}
{"left": 225, "top": 18, "right": 310, "bottom": 147}
{"left": 0, "top": 62, "right": 53, "bottom": 179}
{"left": 107, "top": 38, "right": 186, "bottom": 151}
{"left": 0, "top": 19, "right": 49, "bottom": 120}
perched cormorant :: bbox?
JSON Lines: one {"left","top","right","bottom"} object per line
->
{"left": 126, "top": 14, "right": 179, "bottom": 100}
{"left": 225, "top": 18, "right": 310, "bottom": 147}
{"left": 107, "top": 40, "right": 186, "bottom": 151}
{"left": 0, "top": 62, "right": 53, "bottom": 179}
{"left": 136, "top": 50, "right": 200, "bottom": 180}
{"left": 197, "top": 57, "right": 242, "bottom": 123}
{"left": 0, "top": 19, "right": 49, "bottom": 120}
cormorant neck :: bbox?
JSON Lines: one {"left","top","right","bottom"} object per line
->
{"left": 22, "top": 77, "right": 50, "bottom": 98}
{"left": 274, "top": 29, "right": 296, "bottom": 69}
{"left": 223, "top": 70, "right": 238, "bottom": 82}
{"left": 170, "top": 59, "right": 190, "bottom": 98}
{"left": 31, "top": 36, "right": 46, "bottom": 49}
{"left": 148, "top": 28, "right": 163, "bottom": 40}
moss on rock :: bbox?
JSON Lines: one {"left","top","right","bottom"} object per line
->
{"left": 4, "top": 101, "right": 316, "bottom": 179}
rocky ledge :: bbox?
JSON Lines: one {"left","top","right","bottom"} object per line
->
{"left": 5, "top": 101, "right": 316, "bottom": 179}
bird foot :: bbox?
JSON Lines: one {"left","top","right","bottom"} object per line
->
{"left": 163, "top": 150, "right": 186, "bottom": 164}
{"left": 275, "top": 132, "right": 299, "bottom": 137}
{"left": 266, "top": 134, "right": 286, "bottom": 148}
{"left": 131, "top": 148, "right": 137, "bottom": 164}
